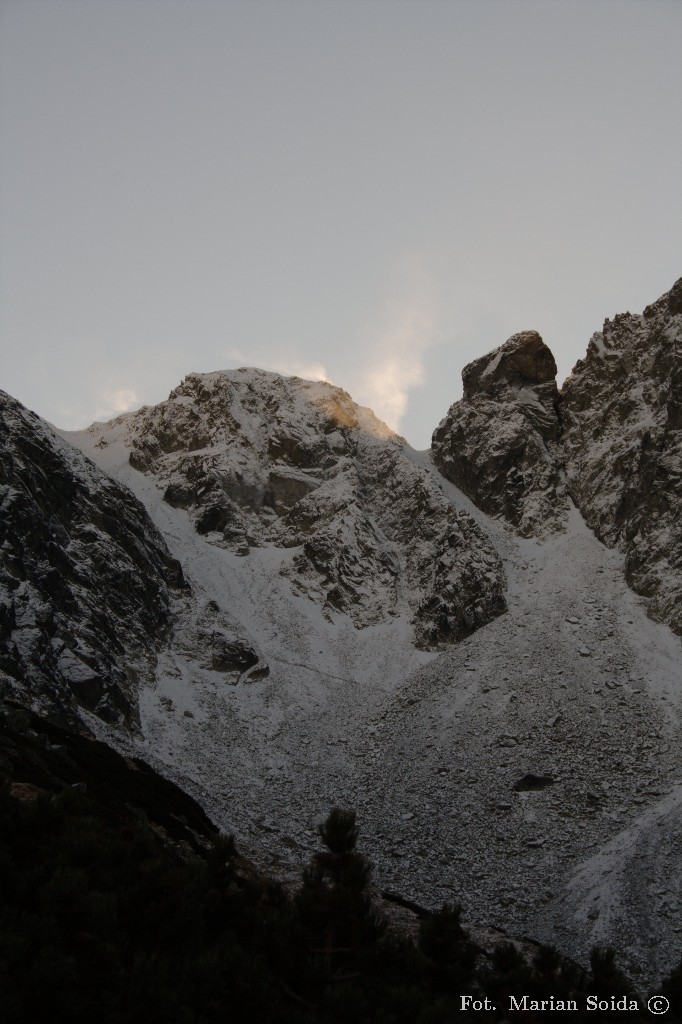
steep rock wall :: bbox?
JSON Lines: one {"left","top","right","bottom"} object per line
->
{"left": 432, "top": 331, "right": 568, "bottom": 537}
{"left": 560, "top": 278, "right": 682, "bottom": 634}
{"left": 0, "top": 392, "right": 184, "bottom": 728}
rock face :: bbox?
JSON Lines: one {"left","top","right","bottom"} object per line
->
{"left": 0, "top": 392, "right": 183, "bottom": 728}
{"left": 89, "top": 369, "right": 506, "bottom": 649}
{"left": 431, "top": 280, "right": 682, "bottom": 637}
{"left": 432, "top": 331, "right": 568, "bottom": 537}
{"left": 560, "top": 278, "right": 682, "bottom": 635}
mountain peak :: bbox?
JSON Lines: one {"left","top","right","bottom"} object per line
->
{"left": 462, "top": 329, "right": 558, "bottom": 400}
{"left": 80, "top": 365, "right": 505, "bottom": 648}
{"left": 163, "top": 367, "right": 400, "bottom": 444}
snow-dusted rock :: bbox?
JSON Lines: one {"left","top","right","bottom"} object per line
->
{"left": 0, "top": 391, "right": 184, "bottom": 728}
{"left": 87, "top": 369, "right": 506, "bottom": 648}
{"left": 560, "top": 278, "right": 682, "bottom": 635}
{"left": 431, "top": 281, "right": 682, "bottom": 637}
{"left": 432, "top": 331, "right": 568, "bottom": 537}
{"left": 2, "top": 282, "right": 680, "bottom": 988}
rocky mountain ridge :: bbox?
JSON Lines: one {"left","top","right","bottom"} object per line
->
{"left": 433, "top": 277, "right": 682, "bottom": 636}
{"left": 0, "top": 278, "right": 680, "bottom": 988}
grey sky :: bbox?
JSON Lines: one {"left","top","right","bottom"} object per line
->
{"left": 1, "top": 0, "right": 680, "bottom": 447}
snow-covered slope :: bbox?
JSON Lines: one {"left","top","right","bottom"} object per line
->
{"left": 58, "top": 419, "right": 681, "bottom": 987}
{"left": 365, "top": 474, "right": 681, "bottom": 987}
{"left": 50, "top": 360, "right": 679, "bottom": 988}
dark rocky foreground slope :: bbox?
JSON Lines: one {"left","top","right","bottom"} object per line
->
{"left": 0, "top": 391, "right": 184, "bottom": 728}
{"left": 432, "top": 277, "right": 682, "bottom": 635}
{"left": 5, "top": 701, "right": 669, "bottom": 1024}
{"left": 0, "top": 700, "right": 218, "bottom": 846}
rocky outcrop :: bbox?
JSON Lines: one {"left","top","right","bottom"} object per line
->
{"left": 179, "top": 599, "right": 269, "bottom": 683}
{"left": 0, "top": 392, "right": 184, "bottom": 728}
{"left": 431, "top": 280, "right": 682, "bottom": 637}
{"left": 87, "top": 369, "right": 506, "bottom": 649}
{"left": 560, "top": 278, "right": 682, "bottom": 634}
{"left": 432, "top": 331, "right": 568, "bottom": 537}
